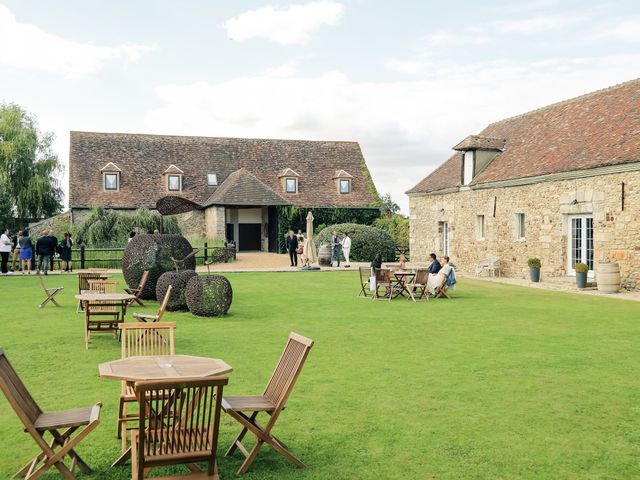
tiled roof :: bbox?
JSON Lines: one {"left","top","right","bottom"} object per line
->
{"left": 408, "top": 78, "right": 640, "bottom": 194}
{"left": 70, "top": 132, "right": 378, "bottom": 209}
{"left": 204, "top": 168, "right": 289, "bottom": 207}
{"left": 452, "top": 135, "right": 506, "bottom": 151}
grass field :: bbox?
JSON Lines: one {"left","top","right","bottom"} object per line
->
{"left": 0, "top": 272, "right": 639, "bottom": 479}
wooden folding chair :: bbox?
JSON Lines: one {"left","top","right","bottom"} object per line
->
{"left": 133, "top": 285, "right": 172, "bottom": 323}
{"left": 412, "top": 268, "right": 430, "bottom": 301}
{"left": 0, "top": 348, "right": 102, "bottom": 479}
{"left": 124, "top": 270, "right": 149, "bottom": 307}
{"left": 76, "top": 272, "right": 103, "bottom": 313}
{"left": 223, "top": 332, "right": 314, "bottom": 475}
{"left": 117, "top": 322, "right": 175, "bottom": 447}
{"left": 38, "top": 274, "right": 64, "bottom": 308}
{"left": 434, "top": 273, "right": 451, "bottom": 299}
{"left": 131, "top": 376, "right": 228, "bottom": 479}
{"left": 373, "top": 268, "right": 393, "bottom": 301}
{"left": 85, "top": 280, "right": 121, "bottom": 349}
{"left": 358, "top": 267, "right": 372, "bottom": 297}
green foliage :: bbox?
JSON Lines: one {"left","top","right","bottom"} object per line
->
{"left": 0, "top": 104, "right": 63, "bottom": 225}
{"left": 374, "top": 192, "right": 400, "bottom": 217}
{"left": 185, "top": 275, "right": 233, "bottom": 316}
{"left": 156, "top": 270, "right": 197, "bottom": 311}
{"left": 373, "top": 214, "right": 409, "bottom": 246}
{"left": 316, "top": 223, "right": 395, "bottom": 262}
{"left": 277, "top": 206, "right": 381, "bottom": 253}
{"left": 122, "top": 234, "right": 194, "bottom": 300}
{"left": 575, "top": 262, "right": 589, "bottom": 273}
{"left": 528, "top": 257, "right": 541, "bottom": 268}
{"left": 73, "top": 207, "right": 181, "bottom": 247}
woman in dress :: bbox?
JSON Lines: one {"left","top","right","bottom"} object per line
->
{"left": 59, "top": 232, "right": 73, "bottom": 272}
{"left": 427, "top": 256, "right": 452, "bottom": 295}
{"left": 19, "top": 230, "right": 33, "bottom": 274}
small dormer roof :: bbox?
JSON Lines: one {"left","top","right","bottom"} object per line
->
{"left": 278, "top": 167, "right": 300, "bottom": 178}
{"left": 163, "top": 164, "right": 184, "bottom": 174}
{"left": 453, "top": 135, "right": 506, "bottom": 152}
{"left": 100, "top": 162, "right": 121, "bottom": 172}
{"left": 333, "top": 169, "right": 353, "bottom": 179}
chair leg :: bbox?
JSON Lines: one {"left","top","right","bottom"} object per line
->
{"left": 117, "top": 397, "right": 125, "bottom": 439}
{"left": 226, "top": 412, "right": 257, "bottom": 457}
{"left": 237, "top": 439, "right": 264, "bottom": 475}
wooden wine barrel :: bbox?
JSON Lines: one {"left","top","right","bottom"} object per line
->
{"left": 597, "top": 262, "right": 620, "bottom": 294}
{"left": 318, "top": 244, "right": 332, "bottom": 266}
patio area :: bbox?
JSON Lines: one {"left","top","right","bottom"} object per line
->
{"left": 0, "top": 271, "right": 639, "bottom": 479}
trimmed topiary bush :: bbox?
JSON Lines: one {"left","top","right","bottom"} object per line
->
{"left": 316, "top": 223, "right": 395, "bottom": 262}
{"left": 156, "top": 270, "right": 197, "bottom": 311}
{"left": 185, "top": 275, "right": 233, "bottom": 317}
{"left": 123, "top": 234, "right": 194, "bottom": 300}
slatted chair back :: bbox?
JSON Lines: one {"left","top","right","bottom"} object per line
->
{"left": 137, "top": 270, "right": 149, "bottom": 292}
{"left": 78, "top": 272, "right": 103, "bottom": 294}
{"left": 133, "top": 377, "right": 228, "bottom": 475}
{"left": 0, "top": 349, "right": 42, "bottom": 430}
{"left": 120, "top": 322, "right": 175, "bottom": 358}
{"left": 375, "top": 268, "right": 391, "bottom": 284}
{"left": 89, "top": 279, "right": 119, "bottom": 314}
{"left": 262, "top": 333, "right": 314, "bottom": 411}
{"left": 358, "top": 267, "right": 371, "bottom": 297}
{"left": 415, "top": 268, "right": 429, "bottom": 286}
{"left": 156, "top": 285, "right": 172, "bottom": 321}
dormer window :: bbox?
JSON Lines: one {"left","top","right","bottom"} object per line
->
{"left": 100, "top": 162, "right": 121, "bottom": 192}
{"left": 333, "top": 169, "right": 353, "bottom": 194}
{"left": 207, "top": 173, "right": 218, "bottom": 186}
{"left": 462, "top": 151, "right": 474, "bottom": 186}
{"left": 278, "top": 168, "right": 300, "bottom": 194}
{"left": 163, "top": 164, "right": 184, "bottom": 193}
{"left": 285, "top": 178, "right": 298, "bottom": 193}
{"left": 453, "top": 135, "right": 506, "bottom": 186}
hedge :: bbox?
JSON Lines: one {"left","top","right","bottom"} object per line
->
{"left": 316, "top": 223, "right": 395, "bottom": 262}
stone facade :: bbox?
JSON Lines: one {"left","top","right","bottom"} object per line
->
{"left": 409, "top": 171, "right": 640, "bottom": 290}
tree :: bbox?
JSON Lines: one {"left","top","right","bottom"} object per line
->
{"left": 0, "top": 104, "right": 63, "bottom": 225}
{"left": 377, "top": 193, "right": 400, "bottom": 218}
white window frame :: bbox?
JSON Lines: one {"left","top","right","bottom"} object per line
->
{"left": 462, "top": 151, "right": 474, "bottom": 185}
{"left": 516, "top": 213, "right": 526, "bottom": 240}
{"left": 439, "top": 221, "right": 450, "bottom": 257}
{"left": 167, "top": 174, "right": 182, "bottom": 192}
{"left": 103, "top": 172, "right": 120, "bottom": 191}
{"left": 567, "top": 215, "right": 594, "bottom": 277}
{"left": 476, "top": 215, "right": 485, "bottom": 240}
{"left": 207, "top": 173, "right": 218, "bottom": 186}
{"left": 339, "top": 178, "right": 351, "bottom": 194}
{"left": 285, "top": 177, "right": 298, "bottom": 193}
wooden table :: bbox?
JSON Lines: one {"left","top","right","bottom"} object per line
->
{"left": 99, "top": 354, "right": 232, "bottom": 466}
{"left": 76, "top": 293, "right": 136, "bottom": 348}
{"left": 392, "top": 271, "right": 416, "bottom": 301}
{"left": 75, "top": 293, "right": 135, "bottom": 319}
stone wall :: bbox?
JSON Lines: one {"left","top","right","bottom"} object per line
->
{"left": 176, "top": 210, "right": 206, "bottom": 238}
{"left": 204, "top": 206, "right": 226, "bottom": 241}
{"left": 409, "top": 171, "right": 640, "bottom": 289}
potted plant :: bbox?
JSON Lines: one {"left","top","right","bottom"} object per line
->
{"left": 575, "top": 262, "right": 588, "bottom": 288}
{"left": 527, "top": 258, "right": 541, "bottom": 282}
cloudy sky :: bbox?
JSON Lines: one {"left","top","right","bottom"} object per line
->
{"left": 2, "top": 0, "right": 640, "bottom": 212}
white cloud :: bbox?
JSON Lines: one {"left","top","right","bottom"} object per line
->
{"left": 0, "top": 4, "right": 155, "bottom": 79}
{"left": 145, "top": 55, "right": 640, "bottom": 212}
{"left": 596, "top": 19, "right": 640, "bottom": 42}
{"left": 490, "top": 14, "right": 583, "bottom": 34}
{"left": 224, "top": 1, "right": 345, "bottom": 45}
{"left": 424, "top": 31, "right": 492, "bottom": 47}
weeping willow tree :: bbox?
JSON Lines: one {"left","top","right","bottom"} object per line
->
{"left": 0, "top": 104, "right": 63, "bottom": 226}
{"left": 74, "top": 207, "right": 181, "bottom": 247}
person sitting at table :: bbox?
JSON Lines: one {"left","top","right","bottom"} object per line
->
{"left": 398, "top": 254, "right": 407, "bottom": 270}
{"left": 428, "top": 253, "right": 441, "bottom": 274}
{"left": 370, "top": 254, "right": 382, "bottom": 269}
{"left": 427, "top": 256, "right": 452, "bottom": 295}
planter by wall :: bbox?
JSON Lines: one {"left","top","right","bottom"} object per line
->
{"left": 576, "top": 271, "right": 588, "bottom": 289}
{"left": 529, "top": 267, "right": 541, "bottom": 282}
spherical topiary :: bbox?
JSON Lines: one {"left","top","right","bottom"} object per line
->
{"left": 185, "top": 275, "right": 233, "bottom": 317}
{"left": 316, "top": 223, "right": 395, "bottom": 262}
{"left": 156, "top": 270, "right": 198, "bottom": 311}
{"left": 123, "top": 234, "right": 194, "bottom": 300}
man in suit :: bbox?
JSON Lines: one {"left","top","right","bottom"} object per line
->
{"left": 428, "top": 253, "right": 441, "bottom": 274}
{"left": 331, "top": 230, "right": 342, "bottom": 267}
{"left": 286, "top": 230, "right": 298, "bottom": 267}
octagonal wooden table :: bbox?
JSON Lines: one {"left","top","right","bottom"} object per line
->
{"left": 99, "top": 354, "right": 232, "bottom": 467}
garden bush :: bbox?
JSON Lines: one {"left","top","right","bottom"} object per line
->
{"left": 156, "top": 269, "right": 197, "bottom": 311}
{"left": 122, "top": 234, "right": 194, "bottom": 300}
{"left": 316, "top": 223, "right": 395, "bottom": 262}
{"left": 185, "top": 275, "right": 233, "bottom": 317}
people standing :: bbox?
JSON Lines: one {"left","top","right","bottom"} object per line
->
{"left": 59, "top": 232, "right": 73, "bottom": 272}
{"left": 286, "top": 230, "right": 299, "bottom": 267}
{"left": 331, "top": 230, "right": 342, "bottom": 267}
{"left": 49, "top": 231, "right": 58, "bottom": 272}
{"left": 11, "top": 230, "right": 22, "bottom": 272}
{"left": 19, "top": 230, "right": 33, "bottom": 274}
{"left": 36, "top": 230, "right": 56, "bottom": 275}
{"left": 0, "top": 227, "right": 12, "bottom": 274}
{"left": 341, "top": 232, "right": 352, "bottom": 268}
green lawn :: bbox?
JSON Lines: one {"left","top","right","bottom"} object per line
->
{"left": 0, "top": 272, "right": 639, "bottom": 479}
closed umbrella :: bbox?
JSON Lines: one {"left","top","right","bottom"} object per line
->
{"left": 304, "top": 211, "right": 317, "bottom": 264}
